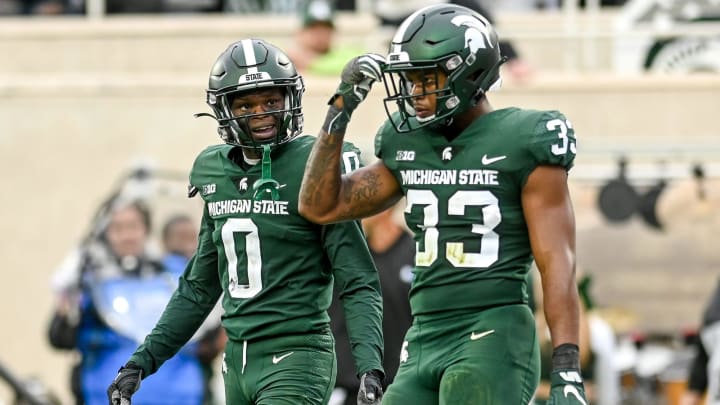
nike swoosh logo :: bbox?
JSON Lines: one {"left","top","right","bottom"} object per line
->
{"left": 470, "top": 329, "right": 495, "bottom": 340}
{"left": 481, "top": 154, "right": 507, "bottom": 165}
{"left": 272, "top": 352, "right": 294, "bottom": 364}
{"left": 563, "top": 385, "right": 587, "bottom": 405}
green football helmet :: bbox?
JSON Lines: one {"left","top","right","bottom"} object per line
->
{"left": 203, "top": 39, "right": 305, "bottom": 149}
{"left": 381, "top": 4, "right": 506, "bottom": 133}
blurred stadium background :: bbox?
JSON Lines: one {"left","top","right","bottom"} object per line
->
{"left": 0, "top": 0, "right": 719, "bottom": 403}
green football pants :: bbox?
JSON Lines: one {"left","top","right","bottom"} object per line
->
{"left": 383, "top": 304, "right": 540, "bottom": 405}
{"left": 222, "top": 332, "right": 337, "bottom": 404}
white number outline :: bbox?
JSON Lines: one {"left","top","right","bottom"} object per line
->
{"left": 547, "top": 118, "right": 577, "bottom": 156}
{"left": 406, "top": 189, "right": 501, "bottom": 268}
{"left": 221, "top": 218, "right": 262, "bottom": 298}
{"left": 342, "top": 151, "right": 360, "bottom": 173}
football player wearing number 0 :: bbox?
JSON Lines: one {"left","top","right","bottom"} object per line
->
{"left": 299, "top": 4, "right": 588, "bottom": 405}
{"left": 107, "top": 39, "right": 385, "bottom": 405}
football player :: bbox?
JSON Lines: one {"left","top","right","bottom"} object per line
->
{"left": 107, "top": 39, "right": 385, "bottom": 405}
{"left": 299, "top": 4, "right": 588, "bottom": 404}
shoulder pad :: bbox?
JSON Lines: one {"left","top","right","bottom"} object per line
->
{"left": 374, "top": 118, "right": 396, "bottom": 160}
{"left": 189, "top": 144, "right": 231, "bottom": 187}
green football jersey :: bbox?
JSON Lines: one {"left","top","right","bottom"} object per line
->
{"left": 130, "top": 136, "right": 383, "bottom": 376}
{"left": 375, "top": 107, "right": 577, "bottom": 316}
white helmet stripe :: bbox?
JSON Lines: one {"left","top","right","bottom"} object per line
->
{"left": 241, "top": 39, "right": 258, "bottom": 74}
{"left": 392, "top": 5, "right": 437, "bottom": 45}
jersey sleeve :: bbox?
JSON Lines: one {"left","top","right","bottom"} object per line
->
{"left": 528, "top": 110, "right": 577, "bottom": 169}
{"left": 340, "top": 141, "right": 363, "bottom": 174}
{"left": 129, "top": 205, "right": 222, "bottom": 376}
{"left": 322, "top": 220, "right": 385, "bottom": 377}
{"left": 519, "top": 110, "right": 577, "bottom": 186}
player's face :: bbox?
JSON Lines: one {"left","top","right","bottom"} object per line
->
{"left": 403, "top": 68, "right": 447, "bottom": 120}
{"left": 106, "top": 206, "right": 148, "bottom": 258}
{"left": 230, "top": 88, "right": 286, "bottom": 142}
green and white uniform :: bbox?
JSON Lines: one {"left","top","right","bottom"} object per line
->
{"left": 129, "top": 136, "right": 384, "bottom": 404}
{"left": 377, "top": 108, "right": 576, "bottom": 404}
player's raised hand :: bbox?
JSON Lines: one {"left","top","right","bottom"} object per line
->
{"left": 107, "top": 363, "right": 142, "bottom": 405}
{"left": 357, "top": 369, "right": 384, "bottom": 405}
{"left": 324, "top": 54, "right": 386, "bottom": 134}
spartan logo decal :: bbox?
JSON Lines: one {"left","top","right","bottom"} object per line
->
{"left": 238, "top": 177, "right": 249, "bottom": 191}
{"left": 450, "top": 14, "right": 494, "bottom": 54}
{"left": 435, "top": 146, "right": 463, "bottom": 163}
{"left": 234, "top": 175, "right": 258, "bottom": 193}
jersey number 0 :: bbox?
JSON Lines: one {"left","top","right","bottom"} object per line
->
{"left": 222, "top": 218, "right": 262, "bottom": 298}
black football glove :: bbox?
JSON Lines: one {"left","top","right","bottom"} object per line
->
{"left": 323, "top": 53, "right": 385, "bottom": 134}
{"left": 547, "top": 344, "right": 589, "bottom": 405}
{"left": 357, "top": 369, "right": 384, "bottom": 405}
{"left": 107, "top": 362, "right": 143, "bottom": 405}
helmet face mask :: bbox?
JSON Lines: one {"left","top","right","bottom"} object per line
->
{"left": 206, "top": 39, "right": 305, "bottom": 150}
{"left": 381, "top": 4, "right": 505, "bottom": 133}
{"left": 383, "top": 64, "right": 458, "bottom": 131}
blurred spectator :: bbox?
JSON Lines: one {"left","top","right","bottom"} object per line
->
{"left": 161, "top": 214, "right": 199, "bottom": 277}
{"left": 374, "top": 0, "right": 533, "bottom": 82}
{"left": 681, "top": 277, "right": 720, "bottom": 405}
{"left": 329, "top": 202, "right": 413, "bottom": 405}
{"left": 287, "top": 0, "right": 365, "bottom": 75}
{"left": 47, "top": 200, "right": 206, "bottom": 405}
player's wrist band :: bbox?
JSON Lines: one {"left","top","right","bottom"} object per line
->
{"left": 551, "top": 343, "right": 580, "bottom": 370}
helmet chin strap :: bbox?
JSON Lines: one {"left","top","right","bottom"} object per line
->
{"left": 252, "top": 144, "right": 280, "bottom": 201}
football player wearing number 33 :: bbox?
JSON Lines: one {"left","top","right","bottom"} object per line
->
{"left": 300, "top": 4, "right": 588, "bottom": 405}
{"left": 107, "top": 39, "right": 385, "bottom": 405}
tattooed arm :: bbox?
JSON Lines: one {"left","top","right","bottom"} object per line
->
{"left": 299, "top": 104, "right": 402, "bottom": 224}
{"left": 299, "top": 54, "right": 402, "bottom": 224}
